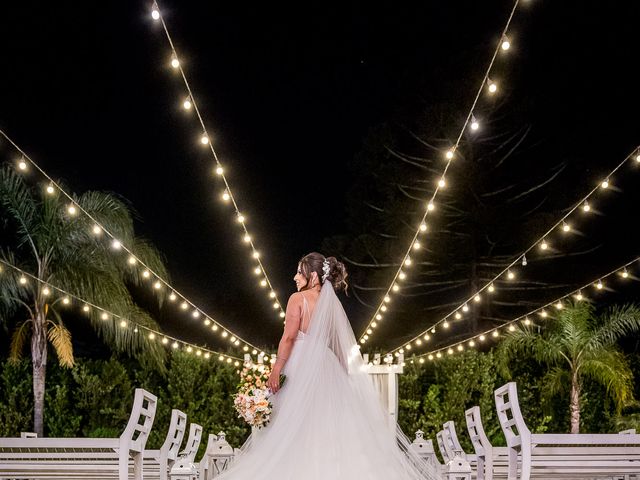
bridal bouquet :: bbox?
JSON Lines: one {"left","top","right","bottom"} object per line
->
{"left": 234, "top": 362, "right": 286, "bottom": 429}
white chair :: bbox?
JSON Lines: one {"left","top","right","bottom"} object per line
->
{"left": 465, "top": 406, "right": 510, "bottom": 480}
{"left": 0, "top": 388, "right": 157, "bottom": 480}
{"left": 495, "top": 382, "right": 640, "bottom": 480}
{"left": 142, "top": 409, "right": 187, "bottom": 480}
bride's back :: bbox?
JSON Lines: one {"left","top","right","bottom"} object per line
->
{"left": 297, "top": 289, "right": 320, "bottom": 333}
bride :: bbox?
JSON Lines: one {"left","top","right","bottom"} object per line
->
{"left": 218, "top": 252, "right": 438, "bottom": 479}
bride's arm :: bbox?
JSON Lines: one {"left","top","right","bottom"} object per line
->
{"left": 266, "top": 293, "right": 302, "bottom": 393}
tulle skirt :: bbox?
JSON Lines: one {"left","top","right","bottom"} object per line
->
{"left": 217, "top": 332, "right": 437, "bottom": 479}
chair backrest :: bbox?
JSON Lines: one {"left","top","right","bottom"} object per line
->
{"left": 443, "top": 421, "right": 465, "bottom": 455}
{"left": 494, "top": 382, "right": 530, "bottom": 448}
{"left": 161, "top": 409, "right": 188, "bottom": 462}
{"left": 437, "top": 430, "right": 451, "bottom": 462}
{"left": 180, "top": 423, "right": 203, "bottom": 462}
{"left": 465, "top": 406, "right": 491, "bottom": 456}
{"left": 119, "top": 388, "right": 158, "bottom": 453}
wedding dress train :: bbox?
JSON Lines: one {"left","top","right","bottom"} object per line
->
{"left": 217, "top": 283, "right": 438, "bottom": 479}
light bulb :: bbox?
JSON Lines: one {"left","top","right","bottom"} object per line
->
{"left": 470, "top": 115, "right": 479, "bottom": 131}
{"left": 120, "top": 320, "right": 127, "bottom": 328}
{"left": 222, "top": 331, "right": 228, "bottom": 338}
{"left": 186, "top": 346, "right": 193, "bottom": 353}
{"left": 200, "top": 135, "right": 209, "bottom": 145}
{"left": 171, "top": 57, "right": 180, "bottom": 69}
{"left": 436, "top": 352, "right": 442, "bottom": 358}
{"left": 501, "top": 37, "right": 511, "bottom": 51}
{"left": 399, "top": 271, "right": 406, "bottom": 280}
{"left": 128, "top": 256, "right": 137, "bottom": 265}
{"left": 405, "top": 344, "right": 412, "bottom": 350}
{"left": 469, "top": 340, "right": 476, "bottom": 347}
{"left": 169, "top": 292, "right": 177, "bottom": 301}
{"left": 492, "top": 330, "right": 499, "bottom": 337}
{"left": 269, "top": 291, "right": 276, "bottom": 298}
{"left": 404, "top": 257, "right": 412, "bottom": 266}
{"left": 222, "top": 191, "right": 230, "bottom": 202}
{"left": 419, "top": 223, "right": 427, "bottom": 232}
{"left": 148, "top": 332, "right": 156, "bottom": 340}
{"left": 46, "top": 185, "right": 55, "bottom": 194}
{"left": 457, "top": 345, "right": 463, "bottom": 351}
{"left": 474, "top": 294, "right": 481, "bottom": 302}
{"left": 636, "top": 150, "right": 640, "bottom": 162}
{"left": 575, "top": 291, "right": 584, "bottom": 301}
{"left": 237, "top": 214, "right": 245, "bottom": 223}
{"left": 488, "top": 284, "right": 495, "bottom": 293}
{"left": 509, "top": 325, "right": 516, "bottom": 331}
{"left": 601, "top": 179, "right": 609, "bottom": 189}
{"left": 540, "top": 240, "right": 548, "bottom": 250}
{"left": 243, "top": 234, "right": 251, "bottom": 243}
{"left": 260, "top": 280, "right": 267, "bottom": 287}
{"left": 507, "top": 270, "right": 515, "bottom": 280}
{"left": 154, "top": 281, "right": 162, "bottom": 290}
{"left": 252, "top": 251, "right": 260, "bottom": 259}
{"left": 192, "top": 310, "right": 200, "bottom": 318}
{"left": 381, "top": 305, "right": 387, "bottom": 312}
{"left": 279, "top": 311, "right": 286, "bottom": 318}
{"left": 479, "top": 335, "right": 486, "bottom": 341}
{"left": 562, "top": 222, "right": 571, "bottom": 232}
{"left": 443, "top": 321, "right": 449, "bottom": 329}
{"left": 522, "top": 255, "right": 528, "bottom": 266}
{"left": 83, "top": 305, "right": 90, "bottom": 312}
{"left": 18, "top": 159, "right": 27, "bottom": 171}
{"left": 419, "top": 358, "right": 425, "bottom": 364}
{"left": 583, "top": 201, "right": 591, "bottom": 212}
{"left": 523, "top": 318, "right": 531, "bottom": 326}
{"left": 196, "top": 350, "right": 202, "bottom": 356}
{"left": 112, "top": 240, "right": 122, "bottom": 250}
{"left": 101, "top": 312, "right": 109, "bottom": 320}
{"left": 424, "top": 334, "right": 430, "bottom": 341}
{"left": 151, "top": 7, "right": 160, "bottom": 20}
{"left": 427, "top": 202, "right": 435, "bottom": 211}
{"left": 540, "top": 310, "right": 548, "bottom": 318}
{"left": 376, "top": 314, "right": 382, "bottom": 320}
{"left": 215, "top": 166, "right": 224, "bottom": 175}
{"left": 448, "top": 348, "right": 454, "bottom": 355}
{"left": 555, "top": 301, "right": 563, "bottom": 310}
{"left": 212, "top": 325, "right": 219, "bottom": 331}
{"left": 371, "top": 321, "right": 377, "bottom": 328}
{"left": 462, "top": 304, "right": 469, "bottom": 312}
{"left": 204, "top": 319, "right": 211, "bottom": 326}
{"left": 415, "top": 339, "right": 422, "bottom": 345}
{"left": 438, "top": 178, "right": 446, "bottom": 188}
{"left": 19, "top": 276, "right": 27, "bottom": 285}
{"left": 392, "top": 284, "right": 399, "bottom": 292}
{"left": 487, "top": 79, "right": 498, "bottom": 94}
{"left": 67, "top": 205, "right": 77, "bottom": 215}
{"left": 596, "top": 280, "right": 603, "bottom": 290}
{"left": 142, "top": 270, "right": 150, "bottom": 278}
{"left": 384, "top": 295, "right": 391, "bottom": 303}
{"left": 413, "top": 241, "right": 421, "bottom": 250}
{"left": 42, "top": 287, "right": 50, "bottom": 296}
{"left": 181, "top": 302, "right": 188, "bottom": 310}
{"left": 428, "top": 354, "right": 434, "bottom": 360}
{"left": 455, "top": 312, "right": 462, "bottom": 320}
{"left": 622, "top": 269, "right": 629, "bottom": 279}
{"left": 445, "top": 149, "right": 455, "bottom": 160}
{"left": 62, "top": 297, "right": 70, "bottom": 305}
{"left": 183, "top": 99, "right": 192, "bottom": 110}
{"left": 272, "top": 302, "right": 279, "bottom": 309}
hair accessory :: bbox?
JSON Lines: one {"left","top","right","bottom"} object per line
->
{"left": 322, "top": 258, "right": 330, "bottom": 282}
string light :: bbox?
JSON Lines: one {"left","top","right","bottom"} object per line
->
{"left": 470, "top": 115, "right": 480, "bottom": 131}
{"left": 1, "top": 130, "right": 268, "bottom": 357}
{"left": 46, "top": 184, "right": 55, "bottom": 194}
{"left": 147, "top": 3, "right": 286, "bottom": 321}
{"left": 487, "top": 78, "right": 498, "bottom": 94}
{"left": 384, "top": 147, "right": 640, "bottom": 354}
{"left": 413, "top": 257, "right": 639, "bottom": 361}
{"left": 601, "top": 179, "right": 610, "bottom": 189}
{"left": 359, "top": 0, "right": 524, "bottom": 345}
{"left": 501, "top": 36, "right": 511, "bottom": 51}
{"left": 2, "top": 257, "right": 246, "bottom": 364}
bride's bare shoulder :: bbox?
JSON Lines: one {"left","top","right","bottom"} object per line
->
{"left": 287, "top": 292, "right": 305, "bottom": 305}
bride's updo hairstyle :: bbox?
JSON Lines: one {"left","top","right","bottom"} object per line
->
{"left": 299, "top": 252, "right": 348, "bottom": 293}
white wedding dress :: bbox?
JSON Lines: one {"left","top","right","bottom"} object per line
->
{"left": 218, "top": 283, "right": 438, "bottom": 479}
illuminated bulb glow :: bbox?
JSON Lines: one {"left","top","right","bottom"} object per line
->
{"left": 455, "top": 312, "right": 462, "bottom": 320}
{"left": 252, "top": 251, "right": 260, "bottom": 259}
{"left": 269, "top": 291, "right": 276, "bottom": 298}
{"left": 148, "top": 333, "right": 156, "bottom": 340}
{"left": 462, "top": 304, "right": 469, "bottom": 312}
{"left": 151, "top": 7, "right": 160, "bottom": 20}
{"left": 154, "top": 281, "right": 162, "bottom": 290}
{"left": 215, "top": 166, "right": 224, "bottom": 175}
{"left": 183, "top": 99, "right": 192, "bottom": 110}
{"left": 575, "top": 292, "right": 584, "bottom": 301}
{"left": 67, "top": 205, "right": 77, "bottom": 215}
{"left": 120, "top": 320, "right": 127, "bottom": 328}
{"left": 381, "top": 305, "right": 387, "bottom": 312}
{"left": 601, "top": 179, "right": 609, "bottom": 189}
{"left": 62, "top": 297, "right": 70, "bottom": 305}
{"left": 469, "top": 340, "right": 476, "bottom": 347}
{"left": 42, "top": 287, "right": 50, "bottom": 296}
{"left": 384, "top": 295, "right": 391, "bottom": 303}
{"left": 474, "top": 294, "right": 481, "bottom": 302}
{"left": 192, "top": 310, "right": 200, "bottom": 318}
{"left": 413, "top": 241, "right": 421, "bottom": 250}
{"left": 92, "top": 225, "right": 101, "bottom": 235}
{"left": 222, "top": 192, "right": 230, "bottom": 201}
{"left": 419, "top": 223, "right": 427, "bottom": 232}
{"left": 596, "top": 280, "right": 603, "bottom": 290}
{"left": 428, "top": 354, "right": 434, "bottom": 360}
{"left": 254, "top": 267, "right": 262, "bottom": 275}
{"left": 445, "top": 149, "right": 454, "bottom": 160}
{"left": 438, "top": 178, "right": 446, "bottom": 188}
{"left": 392, "top": 284, "right": 399, "bottom": 292}
{"left": 555, "top": 301, "right": 563, "bottom": 310}
{"left": 479, "top": 335, "right": 486, "bottom": 341}
{"left": 622, "top": 269, "right": 629, "bottom": 278}
{"left": 18, "top": 160, "right": 28, "bottom": 171}
{"left": 142, "top": 270, "right": 150, "bottom": 278}
{"left": 457, "top": 345, "right": 463, "bottom": 351}
{"left": 19, "top": 276, "right": 27, "bottom": 285}
{"left": 509, "top": 325, "right": 516, "bottom": 332}
{"left": 83, "top": 305, "right": 90, "bottom": 312}
{"left": 443, "top": 321, "right": 449, "bottom": 329}
{"left": 101, "top": 312, "right": 109, "bottom": 320}
{"left": 436, "top": 352, "right": 442, "bottom": 358}
{"left": 427, "top": 202, "right": 435, "bottom": 211}
{"left": 171, "top": 57, "right": 180, "bottom": 69}
{"left": 237, "top": 214, "right": 245, "bottom": 223}
{"left": 423, "top": 334, "right": 430, "bottom": 341}
{"left": 200, "top": 135, "right": 209, "bottom": 145}
{"left": 399, "top": 272, "right": 406, "bottom": 280}
{"left": 376, "top": 314, "right": 382, "bottom": 320}
{"left": 562, "top": 223, "right": 571, "bottom": 232}
{"left": 172, "top": 342, "right": 179, "bottom": 349}
{"left": 523, "top": 318, "right": 531, "bottom": 326}
{"left": 583, "top": 202, "right": 591, "bottom": 212}
{"left": 46, "top": 185, "right": 55, "bottom": 194}
{"left": 492, "top": 330, "right": 499, "bottom": 337}
{"left": 260, "top": 280, "right": 267, "bottom": 287}
{"left": 501, "top": 39, "right": 511, "bottom": 50}
{"left": 181, "top": 302, "right": 189, "bottom": 310}
{"left": 128, "top": 256, "right": 137, "bottom": 265}
{"left": 169, "top": 293, "right": 177, "bottom": 301}
{"left": 447, "top": 348, "right": 454, "bottom": 355}
{"left": 404, "top": 257, "right": 412, "bottom": 266}
{"left": 540, "top": 240, "right": 548, "bottom": 250}
{"left": 112, "top": 240, "right": 122, "bottom": 250}
{"left": 488, "top": 80, "right": 498, "bottom": 93}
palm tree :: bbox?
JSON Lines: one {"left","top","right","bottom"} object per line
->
{"left": 497, "top": 300, "right": 640, "bottom": 433}
{"left": 0, "top": 166, "right": 169, "bottom": 436}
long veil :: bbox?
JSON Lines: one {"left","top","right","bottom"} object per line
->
{"left": 220, "top": 282, "right": 439, "bottom": 480}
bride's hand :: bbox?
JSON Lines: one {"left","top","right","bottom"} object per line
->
{"left": 267, "top": 367, "right": 281, "bottom": 393}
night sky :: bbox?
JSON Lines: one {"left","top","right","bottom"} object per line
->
{"left": 1, "top": 1, "right": 639, "bottom": 355}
